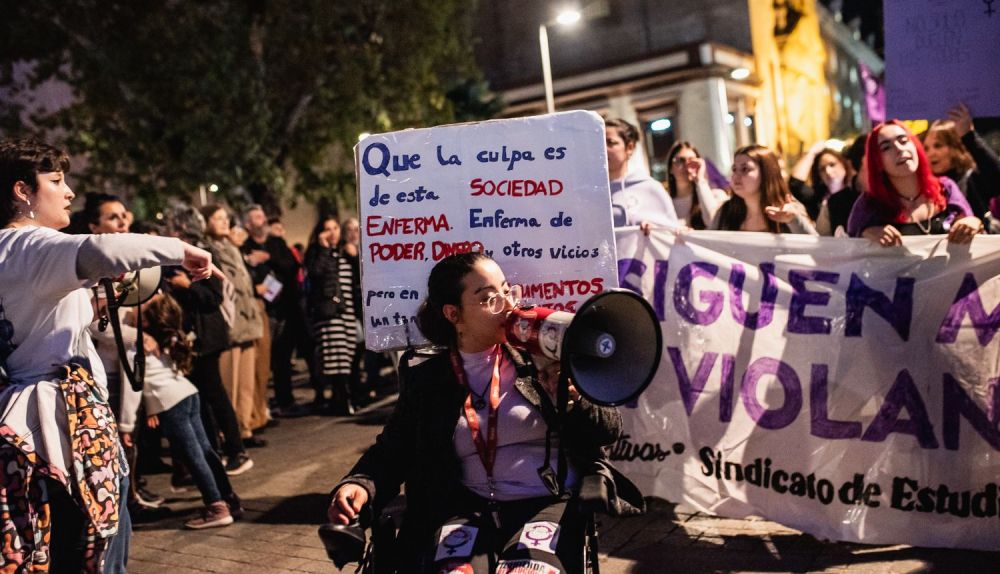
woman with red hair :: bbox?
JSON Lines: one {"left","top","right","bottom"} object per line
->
{"left": 847, "top": 120, "right": 982, "bottom": 246}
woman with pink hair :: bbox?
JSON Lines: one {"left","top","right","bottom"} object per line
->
{"left": 847, "top": 120, "right": 982, "bottom": 246}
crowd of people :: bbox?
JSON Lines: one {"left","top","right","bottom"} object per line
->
{"left": 0, "top": 138, "right": 384, "bottom": 571}
{"left": 608, "top": 102, "right": 1000, "bottom": 243}
{"left": 0, "top": 102, "right": 998, "bottom": 571}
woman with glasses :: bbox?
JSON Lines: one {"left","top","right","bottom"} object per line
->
{"left": 665, "top": 141, "right": 728, "bottom": 230}
{"left": 305, "top": 216, "right": 361, "bottom": 415}
{"left": 326, "top": 252, "right": 623, "bottom": 573}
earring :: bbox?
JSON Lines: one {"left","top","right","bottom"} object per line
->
{"left": 25, "top": 200, "right": 34, "bottom": 220}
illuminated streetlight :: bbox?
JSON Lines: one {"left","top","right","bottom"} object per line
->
{"left": 540, "top": 7, "right": 584, "bottom": 114}
{"left": 730, "top": 67, "right": 751, "bottom": 80}
{"left": 208, "top": 183, "right": 219, "bottom": 193}
{"left": 556, "top": 9, "right": 582, "bottom": 26}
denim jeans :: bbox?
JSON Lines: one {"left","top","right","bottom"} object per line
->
{"left": 102, "top": 472, "right": 131, "bottom": 573}
{"left": 157, "top": 394, "right": 234, "bottom": 505}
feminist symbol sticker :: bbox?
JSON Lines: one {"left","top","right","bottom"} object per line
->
{"left": 434, "top": 524, "right": 478, "bottom": 561}
{"left": 517, "top": 521, "right": 560, "bottom": 554}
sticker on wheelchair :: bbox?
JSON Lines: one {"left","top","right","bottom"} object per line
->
{"left": 516, "top": 521, "right": 560, "bottom": 554}
{"left": 496, "top": 558, "right": 560, "bottom": 574}
{"left": 434, "top": 524, "right": 479, "bottom": 561}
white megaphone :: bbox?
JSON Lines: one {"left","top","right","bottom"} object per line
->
{"left": 98, "top": 266, "right": 163, "bottom": 393}
{"left": 113, "top": 266, "right": 163, "bottom": 306}
{"left": 504, "top": 289, "right": 662, "bottom": 406}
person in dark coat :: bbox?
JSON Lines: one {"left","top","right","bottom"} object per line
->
{"left": 305, "top": 217, "right": 360, "bottom": 415}
{"left": 327, "top": 253, "right": 629, "bottom": 573}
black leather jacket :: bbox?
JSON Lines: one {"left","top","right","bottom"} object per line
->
{"left": 333, "top": 344, "right": 623, "bottom": 563}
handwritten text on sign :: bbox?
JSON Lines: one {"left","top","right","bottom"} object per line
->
{"left": 884, "top": 0, "right": 1000, "bottom": 119}
{"left": 356, "top": 111, "right": 618, "bottom": 350}
{"left": 613, "top": 229, "right": 1000, "bottom": 551}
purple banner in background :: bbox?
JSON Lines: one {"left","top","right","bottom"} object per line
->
{"left": 884, "top": 0, "right": 1000, "bottom": 120}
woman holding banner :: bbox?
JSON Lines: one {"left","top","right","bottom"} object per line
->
{"left": 326, "top": 252, "right": 631, "bottom": 573}
{"left": 0, "top": 138, "right": 215, "bottom": 571}
{"left": 847, "top": 120, "right": 982, "bottom": 246}
{"left": 712, "top": 144, "right": 817, "bottom": 234}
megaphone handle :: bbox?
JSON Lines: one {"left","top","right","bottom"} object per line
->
{"left": 100, "top": 277, "right": 144, "bottom": 393}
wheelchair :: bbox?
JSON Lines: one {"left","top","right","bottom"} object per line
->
{"left": 319, "top": 473, "right": 610, "bottom": 573}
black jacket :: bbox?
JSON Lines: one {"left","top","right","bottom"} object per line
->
{"left": 334, "top": 345, "right": 623, "bottom": 563}
{"left": 304, "top": 245, "right": 359, "bottom": 321}
{"left": 168, "top": 272, "right": 230, "bottom": 356}
{"left": 242, "top": 235, "right": 301, "bottom": 315}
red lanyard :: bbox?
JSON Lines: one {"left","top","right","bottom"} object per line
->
{"left": 450, "top": 346, "right": 502, "bottom": 492}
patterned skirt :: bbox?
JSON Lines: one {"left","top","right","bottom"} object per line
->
{"left": 0, "top": 364, "right": 123, "bottom": 572}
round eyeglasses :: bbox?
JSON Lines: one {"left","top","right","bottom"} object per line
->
{"left": 482, "top": 284, "right": 522, "bottom": 315}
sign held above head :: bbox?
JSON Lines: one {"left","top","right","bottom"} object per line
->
{"left": 355, "top": 111, "right": 619, "bottom": 351}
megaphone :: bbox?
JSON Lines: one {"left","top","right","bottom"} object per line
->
{"left": 505, "top": 289, "right": 662, "bottom": 406}
{"left": 98, "top": 266, "right": 162, "bottom": 393}
{"left": 113, "top": 266, "right": 162, "bottom": 307}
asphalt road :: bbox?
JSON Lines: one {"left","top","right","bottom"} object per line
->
{"left": 127, "top": 391, "right": 1000, "bottom": 573}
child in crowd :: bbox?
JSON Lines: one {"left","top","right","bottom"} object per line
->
{"left": 133, "top": 293, "right": 244, "bottom": 529}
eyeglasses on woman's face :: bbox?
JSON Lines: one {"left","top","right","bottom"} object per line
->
{"left": 481, "top": 284, "right": 522, "bottom": 315}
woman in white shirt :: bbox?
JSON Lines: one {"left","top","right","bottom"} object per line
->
{"left": 0, "top": 138, "right": 214, "bottom": 572}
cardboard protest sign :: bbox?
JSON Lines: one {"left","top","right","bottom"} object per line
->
{"left": 613, "top": 229, "right": 1000, "bottom": 550}
{"left": 884, "top": 0, "right": 1000, "bottom": 119}
{"left": 356, "top": 111, "right": 618, "bottom": 351}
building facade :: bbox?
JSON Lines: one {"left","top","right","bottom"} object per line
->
{"left": 474, "top": 0, "right": 883, "bottom": 180}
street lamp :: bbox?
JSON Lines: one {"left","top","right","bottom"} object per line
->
{"left": 539, "top": 8, "right": 582, "bottom": 114}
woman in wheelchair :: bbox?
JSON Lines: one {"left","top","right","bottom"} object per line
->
{"left": 327, "top": 252, "right": 624, "bottom": 573}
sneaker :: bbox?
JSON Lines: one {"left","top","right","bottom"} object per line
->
{"left": 134, "top": 486, "right": 166, "bottom": 508}
{"left": 184, "top": 501, "right": 233, "bottom": 529}
{"left": 225, "top": 453, "right": 254, "bottom": 476}
{"left": 224, "top": 492, "right": 245, "bottom": 520}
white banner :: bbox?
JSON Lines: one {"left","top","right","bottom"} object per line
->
{"left": 356, "top": 111, "right": 618, "bottom": 351}
{"left": 613, "top": 228, "right": 1000, "bottom": 550}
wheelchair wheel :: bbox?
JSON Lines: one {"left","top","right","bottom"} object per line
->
{"left": 583, "top": 515, "right": 600, "bottom": 574}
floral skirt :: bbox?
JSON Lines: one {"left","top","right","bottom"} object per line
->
{"left": 0, "top": 364, "right": 122, "bottom": 573}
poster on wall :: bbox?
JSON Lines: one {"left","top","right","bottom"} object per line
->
{"left": 356, "top": 111, "right": 619, "bottom": 351}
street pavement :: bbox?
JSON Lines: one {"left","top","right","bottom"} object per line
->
{"left": 128, "top": 388, "right": 1000, "bottom": 573}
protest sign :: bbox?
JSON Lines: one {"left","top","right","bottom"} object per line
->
{"left": 613, "top": 229, "right": 1000, "bottom": 550}
{"left": 884, "top": 0, "right": 1000, "bottom": 119}
{"left": 356, "top": 111, "right": 618, "bottom": 351}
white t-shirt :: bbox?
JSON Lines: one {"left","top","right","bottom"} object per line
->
{"left": 0, "top": 226, "right": 106, "bottom": 387}
{"left": 453, "top": 346, "right": 576, "bottom": 501}
{"left": 0, "top": 226, "right": 185, "bottom": 478}
{"left": 129, "top": 351, "right": 198, "bottom": 416}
